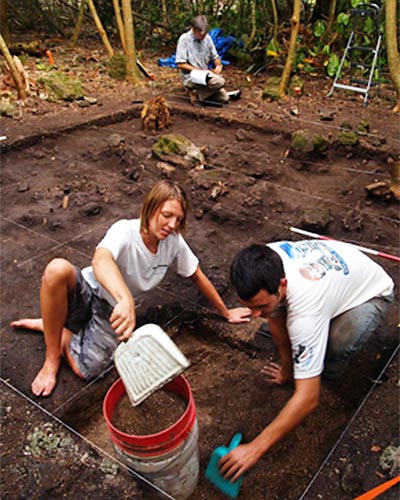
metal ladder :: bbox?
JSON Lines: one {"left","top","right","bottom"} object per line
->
{"left": 328, "top": 2, "right": 382, "bottom": 106}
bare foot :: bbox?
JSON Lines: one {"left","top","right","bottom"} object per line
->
{"left": 31, "top": 359, "right": 59, "bottom": 396}
{"left": 10, "top": 318, "right": 43, "bottom": 332}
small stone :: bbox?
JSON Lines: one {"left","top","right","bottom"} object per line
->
{"left": 210, "top": 185, "right": 222, "bottom": 200}
{"left": 157, "top": 161, "right": 176, "bottom": 178}
{"left": 340, "top": 122, "right": 353, "bottom": 131}
{"left": 80, "top": 202, "right": 102, "bottom": 216}
{"left": 301, "top": 208, "right": 332, "bottom": 232}
{"left": 17, "top": 182, "right": 30, "bottom": 192}
{"left": 340, "top": 463, "right": 363, "bottom": 496}
{"left": 107, "top": 133, "right": 125, "bottom": 149}
{"left": 77, "top": 100, "right": 90, "bottom": 108}
{"left": 83, "top": 96, "right": 98, "bottom": 105}
{"left": 247, "top": 102, "right": 258, "bottom": 110}
{"left": 319, "top": 110, "right": 335, "bottom": 121}
{"left": 100, "top": 457, "right": 119, "bottom": 476}
{"left": 342, "top": 209, "right": 363, "bottom": 232}
{"left": 195, "top": 208, "right": 204, "bottom": 219}
{"left": 379, "top": 445, "right": 400, "bottom": 476}
{"left": 236, "top": 128, "right": 253, "bottom": 141}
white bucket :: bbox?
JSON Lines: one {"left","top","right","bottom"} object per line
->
{"left": 103, "top": 375, "right": 199, "bottom": 500}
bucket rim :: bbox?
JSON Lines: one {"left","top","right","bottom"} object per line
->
{"left": 103, "top": 374, "right": 196, "bottom": 453}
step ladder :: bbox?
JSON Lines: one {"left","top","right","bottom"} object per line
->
{"left": 328, "top": 2, "right": 382, "bottom": 106}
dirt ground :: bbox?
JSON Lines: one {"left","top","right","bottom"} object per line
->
{"left": 1, "top": 39, "right": 399, "bottom": 500}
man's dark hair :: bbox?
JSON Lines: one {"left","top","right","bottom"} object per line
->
{"left": 230, "top": 244, "right": 285, "bottom": 300}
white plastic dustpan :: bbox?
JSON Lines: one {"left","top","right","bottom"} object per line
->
{"left": 114, "top": 323, "right": 190, "bottom": 406}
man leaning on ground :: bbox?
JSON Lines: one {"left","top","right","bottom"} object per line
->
{"left": 175, "top": 15, "right": 230, "bottom": 104}
{"left": 219, "top": 239, "right": 394, "bottom": 481}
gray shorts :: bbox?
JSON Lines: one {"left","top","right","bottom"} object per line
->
{"left": 67, "top": 267, "right": 117, "bottom": 380}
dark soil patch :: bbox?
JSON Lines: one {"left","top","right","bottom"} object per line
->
{"left": 1, "top": 39, "right": 399, "bottom": 500}
{"left": 113, "top": 390, "right": 187, "bottom": 436}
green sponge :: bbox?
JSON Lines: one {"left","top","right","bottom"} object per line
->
{"left": 205, "top": 433, "right": 244, "bottom": 498}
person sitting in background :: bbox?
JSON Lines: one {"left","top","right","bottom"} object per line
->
{"left": 176, "top": 14, "right": 230, "bottom": 104}
{"left": 11, "top": 180, "right": 251, "bottom": 397}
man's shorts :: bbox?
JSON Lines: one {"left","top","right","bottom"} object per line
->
{"left": 67, "top": 267, "right": 117, "bottom": 380}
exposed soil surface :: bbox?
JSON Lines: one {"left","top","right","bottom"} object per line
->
{"left": 113, "top": 390, "right": 187, "bottom": 435}
{"left": 1, "top": 39, "right": 399, "bottom": 500}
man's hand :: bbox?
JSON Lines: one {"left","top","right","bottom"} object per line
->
{"left": 109, "top": 298, "right": 136, "bottom": 342}
{"left": 261, "top": 361, "right": 292, "bottom": 385}
{"left": 219, "top": 443, "right": 261, "bottom": 482}
{"left": 213, "top": 65, "right": 222, "bottom": 75}
{"left": 225, "top": 307, "right": 252, "bottom": 324}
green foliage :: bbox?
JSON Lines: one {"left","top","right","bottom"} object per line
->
{"left": 4, "top": 0, "right": 389, "bottom": 85}
{"left": 327, "top": 53, "right": 340, "bottom": 77}
{"left": 337, "top": 12, "right": 351, "bottom": 39}
{"left": 313, "top": 20, "right": 326, "bottom": 39}
{"left": 266, "top": 38, "right": 280, "bottom": 57}
{"left": 322, "top": 44, "right": 330, "bottom": 56}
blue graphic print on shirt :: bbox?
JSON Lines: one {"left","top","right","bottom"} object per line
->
{"left": 279, "top": 241, "right": 349, "bottom": 280}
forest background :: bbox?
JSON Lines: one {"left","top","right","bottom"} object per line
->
{"left": 0, "top": 0, "right": 399, "bottom": 109}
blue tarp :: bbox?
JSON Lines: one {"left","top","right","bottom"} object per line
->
{"left": 158, "top": 28, "right": 238, "bottom": 68}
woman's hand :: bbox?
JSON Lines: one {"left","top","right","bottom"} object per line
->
{"left": 109, "top": 297, "right": 136, "bottom": 342}
{"left": 225, "top": 307, "right": 252, "bottom": 324}
{"left": 261, "top": 361, "right": 292, "bottom": 385}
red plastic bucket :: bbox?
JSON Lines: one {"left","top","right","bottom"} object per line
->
{"left": 103, "top": 374, "right": 199, "bottom": 499}
{"left": 103, "top": 374, "right": 196, "bottom": 456}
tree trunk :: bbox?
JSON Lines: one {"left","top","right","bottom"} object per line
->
{"left": 113, "top": 0, "right": 127, "bottom": 53}
{"left": 0, "top": 0, "right": 10, "bottom": 44}
{"left": 322, "top": 0, "right": 336, "bottom": 41}
{"left": 0, "top": 34, "right": 27, "bottom": 99}
{"left": 245, "top": 0, "right": 257, "bottom": 49}
{"left": 385, "top": 0, "right": 400, "bottom": 112}
{"left": 278, "top": 0, "right": 301, "bottom": 98}
{"left": 121, "top": 0, "right": 141, "bottom": 83}
{"left": 87, "top": 0, "right": 114, "bottom": 58}
{"left": 270, "top": 0, "right": 279, "bottom": 45}
{"left": 70, "top": 0, "right": 87, "bottom": 47}
{"left": 161, "top": 0, "right": 167, "bottom": 24}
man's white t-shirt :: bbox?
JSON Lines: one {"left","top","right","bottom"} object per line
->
{"left": 82, "top": 219, "right": 199, "bottom": 306}
{"left": 268, "top": 240, "right": 394, "bottom": 380}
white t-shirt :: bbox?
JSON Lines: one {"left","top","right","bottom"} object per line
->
{"left": 268, "top": 240, "right": 394, "bottom": 380}
{"left": 82, "top": 219, "right": 199, "bottom": 306}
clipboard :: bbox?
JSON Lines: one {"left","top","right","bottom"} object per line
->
{"left": 190, "top": 69, "right": 211, "bottom": 85}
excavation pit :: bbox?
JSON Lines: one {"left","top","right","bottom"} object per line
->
{"left": 1, "top": 105, "right": 398, "bottom": 500}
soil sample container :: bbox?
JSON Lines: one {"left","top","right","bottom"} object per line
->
{"left": 103, "top": 375, "right": 199, "bottom": 500}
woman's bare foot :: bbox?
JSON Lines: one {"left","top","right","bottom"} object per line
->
{"left": 10, "top": 318, "right": 44, "bottom": 332}
{"left": 31, "top": 358, "right": 59, "bottom": 396}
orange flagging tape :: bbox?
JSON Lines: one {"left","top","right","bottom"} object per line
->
{"left": 353, "top": 475, "right": 400, "bottom": 500}
{"left": 45, "top": 50, "right": 54, "bottom": 65}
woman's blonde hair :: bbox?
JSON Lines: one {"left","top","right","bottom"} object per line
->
{"left": 140, "top": 180, "right": 189, "bottom": 234}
